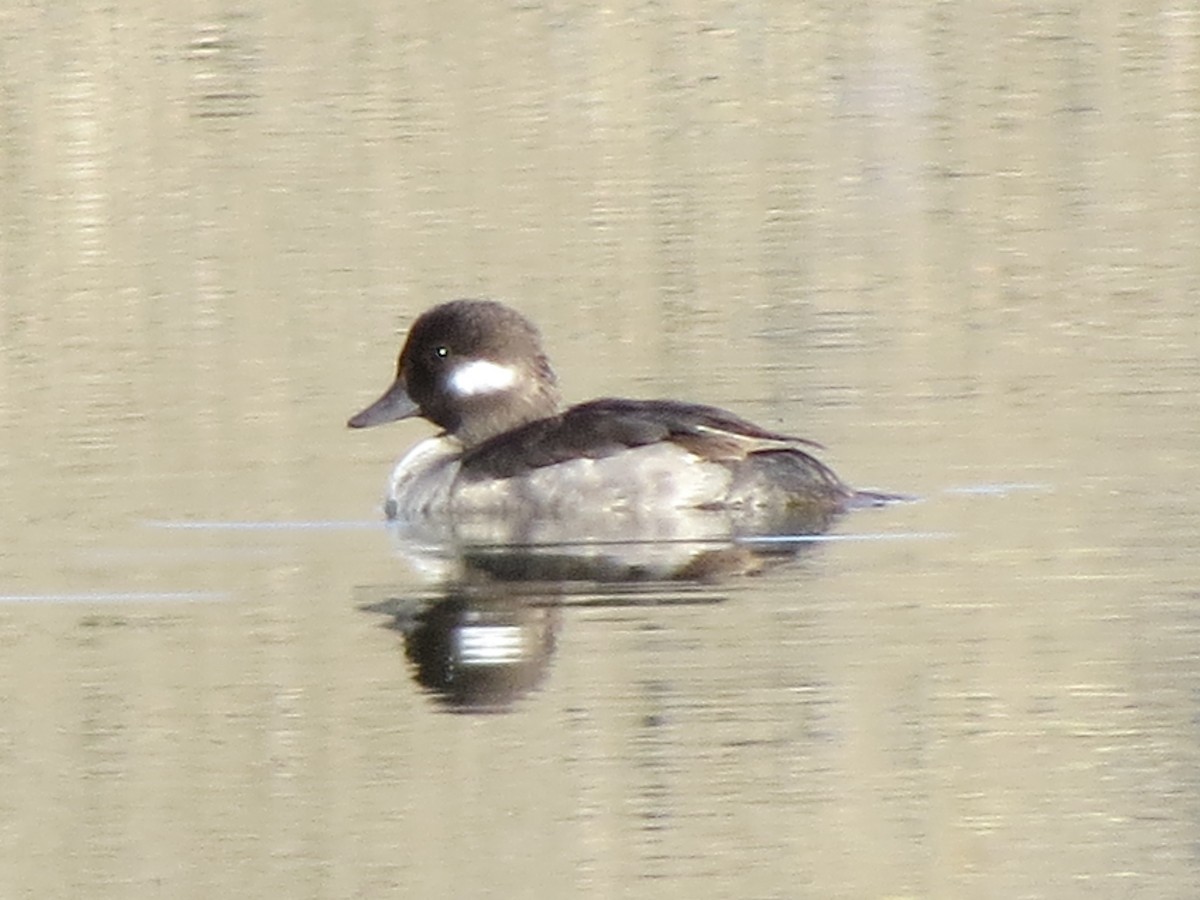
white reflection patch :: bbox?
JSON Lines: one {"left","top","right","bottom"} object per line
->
{"left": 456, "top": 625, "right": 525, "bottom": 665}
{"left": 448, "top": 359, "right": 518, "bottom": 396}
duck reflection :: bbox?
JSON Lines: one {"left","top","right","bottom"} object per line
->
{"left": 367, "top": 591, "right": 561, "bottom": 713}
{"left": 358, "top": 502, "right": 840, "bottom": 712}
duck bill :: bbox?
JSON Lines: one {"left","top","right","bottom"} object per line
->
{"left": 347, "top": 377, "right": 420, "bottom": 428}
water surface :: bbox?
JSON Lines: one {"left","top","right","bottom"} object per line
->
{"left": 1, "top": 3, "right": 1199, "bottom": 898}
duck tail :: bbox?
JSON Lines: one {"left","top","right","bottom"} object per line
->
{"left": 845, "top": 489, "right": 915, "bottom": 508}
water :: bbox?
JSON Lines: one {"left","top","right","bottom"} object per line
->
{"left": 2, "top": 2, "right": 1199, "bottom": 897}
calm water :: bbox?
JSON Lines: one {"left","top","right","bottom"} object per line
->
{"left": 2, "top": 3, "right": 1199, "bottom": 898}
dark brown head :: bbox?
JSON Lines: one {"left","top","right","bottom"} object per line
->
{"left": 348, "top": 300, "right": 562, "bottom": 448}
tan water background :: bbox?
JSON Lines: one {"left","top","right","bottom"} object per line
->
{"left": 2, "top": 3, "right": 1199, "bottom": 898}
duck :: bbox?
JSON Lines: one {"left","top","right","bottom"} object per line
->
{"left": 349, "top": 299, "right": 892, "bottom": 522}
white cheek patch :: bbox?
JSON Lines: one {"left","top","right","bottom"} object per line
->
{"left": 448, "top": 359, "right": 519, "bottom": 397}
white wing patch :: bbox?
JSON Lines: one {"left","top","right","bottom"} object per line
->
{"left": 448, "top": 359, "right": 518, "bottom": 397}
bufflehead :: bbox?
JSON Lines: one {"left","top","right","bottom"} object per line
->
{"left": 349, "top": 300, "right": 888, "bottom": 521}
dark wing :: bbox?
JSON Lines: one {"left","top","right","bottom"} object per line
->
{"left": 461, "top": 397, "right": 824, "bottom": 479}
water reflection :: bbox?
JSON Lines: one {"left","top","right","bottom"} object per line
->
{"left": 359, "top": 502, "right": 842, "bottom": 712}
{"left": 363, "top": 590, "right": 560, "bottom": 713}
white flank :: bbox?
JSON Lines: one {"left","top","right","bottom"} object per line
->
{"left": 448, "top": 359, "right": 518, "bottom": 397}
